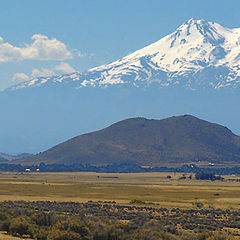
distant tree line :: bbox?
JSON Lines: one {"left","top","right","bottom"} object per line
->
{"left": 0, "top": 162, "right": 239, "bottom": 175}
{"left": 195, "top": 172, "right": 224, "bottom": 181}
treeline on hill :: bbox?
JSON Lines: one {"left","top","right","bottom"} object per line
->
{"left": 0, "top": 201, "right": 239, "bottom": 240}
{"left": 1, "top": 162, "right": 240, "bottom": 175}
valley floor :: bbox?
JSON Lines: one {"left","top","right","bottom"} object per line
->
{"left": 0, "top": 171, "right": 239, "bottom": 209}
{"left": 0, "top": 171, "right": 239, "bottom": 239}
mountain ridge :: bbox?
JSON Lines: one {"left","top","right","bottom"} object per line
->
{"left": 16, "top": 115, "right": 240, "bottom": 167}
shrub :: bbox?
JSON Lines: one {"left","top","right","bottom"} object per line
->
{"left": 0, "top": 219, "right": 10, "bottom": 231}
{"left": 130, "top": 199, "right": 146, "bottom": 204}
{"left": 192, "top": 201, "right": 204, "bottom": 209}
{"left": 206, "top": 231, "right": 233, "bottom": 240}
{"left": 93, "top": 225, "right": 124, "bottom": 240}
{"left": 9, "top": 216, "right": 30, "bottom": 236}
{"left": 31, "top": 212, "right": 56, "bottom": 226}
{"left": 47, "top": 229, "right": 82, "bottom": 240}
{"left": 55, "top": 219, "right": 89, "bottom": 237}
{"left": 28, "top": 224, "right": 48, "bottom": 240}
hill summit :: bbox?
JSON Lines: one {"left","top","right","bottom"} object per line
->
{"left": 18, "top": 115, "right": 240, "bottom": 167}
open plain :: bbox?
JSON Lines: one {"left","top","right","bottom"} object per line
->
{"left": 0, "top": 171, "right": 239, "bottom": 209}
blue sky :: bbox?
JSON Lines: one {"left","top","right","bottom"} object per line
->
{"left": 0, "top": 0, "right": 239, "bottom": 90}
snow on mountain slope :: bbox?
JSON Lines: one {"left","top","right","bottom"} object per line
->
{"left": 9, "top": 18, "right": 240, "bottom": 91}
{"left": 93, "top": 19, "right": 229, "bottom": 72}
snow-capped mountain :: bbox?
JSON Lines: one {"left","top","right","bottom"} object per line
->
{"left": 2, "top": 18, "right": 240, "bottom": 154}
{"left": 9, "top": 18, "right": 240, "bottom": 91}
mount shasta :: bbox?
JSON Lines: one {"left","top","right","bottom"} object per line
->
{"left": 9, "top": 18, "right": 240, "bottom": 90}
{"left": 1, "top": 18, "right": 240, "bottom": 153}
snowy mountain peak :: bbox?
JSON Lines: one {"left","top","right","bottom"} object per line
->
{"left": 8, "top": 19, "right": 240, "bottom": 91}
{"left": 175, "top": 18, "right": 226, "bottom": 45}
{"left": 183, "top": 17, "right": 217, "bottom": 30}
{"left": 185, "top": 17, "right": 208, "bottom": 24}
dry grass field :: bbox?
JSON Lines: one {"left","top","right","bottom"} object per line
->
{"left": 0, "top": 171, "right": 239, "bottom": 209}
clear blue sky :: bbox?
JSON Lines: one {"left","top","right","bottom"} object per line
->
{"left": 0, "top": 0, "right": 239, "bottom": 90}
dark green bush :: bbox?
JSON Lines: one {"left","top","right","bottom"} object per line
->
{"left": 129, "top": 199, "right": 146, "bottom": 204}
{"left": 55, "top": 219, "right": 89, "bottom": 238}
{"left": 9, "top": 216, "right": 30, "bottom": 236}
{"left": 47, "top": 229, "right": 82, "bottom": 240}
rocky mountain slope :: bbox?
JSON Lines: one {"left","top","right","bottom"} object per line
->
{"left": 17, "top": 115, "right": 240, "bottom": 167}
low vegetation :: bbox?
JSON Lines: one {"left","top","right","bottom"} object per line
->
{"left": 0, "top": 201, "right": 239, "bottom": 240}
{"left": 0, "top": 172, "right": 238, "bottom": 239}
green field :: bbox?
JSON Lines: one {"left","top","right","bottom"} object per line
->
{"left": 0, "top": 171, "right": 239, "bottom": 209}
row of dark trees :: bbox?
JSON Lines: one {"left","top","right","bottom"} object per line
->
{"left": 0, "top": 162, "right": 239, "bottom": 175}
{"left": 195, "top": 172, "right": 224, "bottom": 181}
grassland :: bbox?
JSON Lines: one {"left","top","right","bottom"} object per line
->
{"left": 0, "top": 171, "right": 239, "bottom": 209}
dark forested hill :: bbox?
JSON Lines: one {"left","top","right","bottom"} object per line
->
{"left": 17, "top": 115, "right": 240, "bottom": 167}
